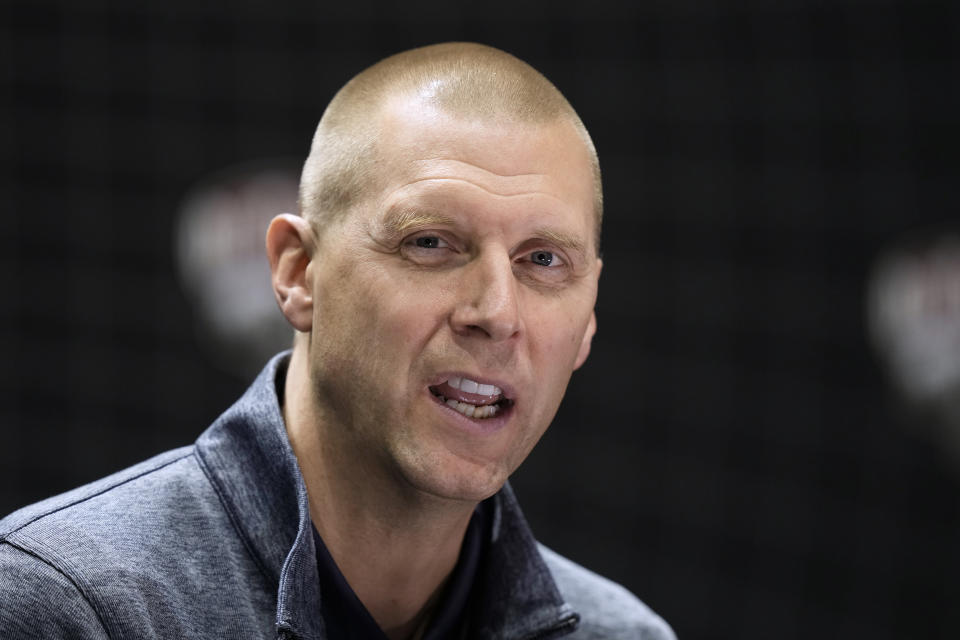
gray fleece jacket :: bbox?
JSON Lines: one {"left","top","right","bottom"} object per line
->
{"left": 0, "top": 353, "right": 675, "bottom": 639}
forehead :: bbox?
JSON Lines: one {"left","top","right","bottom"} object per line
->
{"left": 369, "top": 97, "right": 597, "bottom": 232}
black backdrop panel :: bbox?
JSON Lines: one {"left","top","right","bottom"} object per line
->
{"left": 4, "top": 2, "right": 960, "bottom": 638}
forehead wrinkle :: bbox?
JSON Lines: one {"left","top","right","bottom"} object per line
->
{"left": 402, "top": 158, "right": 557, "bottom": 199}
{"left": 415, "top": 157, "right": 545, "bottom": 180}
{"left": 398, "top": 176, "right": 564, "bottom": 202}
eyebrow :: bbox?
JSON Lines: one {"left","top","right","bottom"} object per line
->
{"left": 377, "top": 206, "right": 590, "bottom": 258}
{"left": 533, "top": 227, "right": 588, "bottom": 258}
{"left": 377, "top": 208, "right": 458, "bottom": 239}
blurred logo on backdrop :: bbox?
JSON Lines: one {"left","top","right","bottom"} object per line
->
{"left": 868, "top": 231, "right": 960, "bottom": 455}
{"left": 175, "top": 160, "right": 299, "bottom": 377}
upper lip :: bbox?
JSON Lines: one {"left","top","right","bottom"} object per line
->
{"left": 427, "top": 372, "right": 517, "bottom": 401}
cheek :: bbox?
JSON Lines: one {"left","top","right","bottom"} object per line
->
{"left": 312, "top": 268, "right": 385, "bottom": 374}
{"left": 315, "top": 267, "right": 445, "bottom": 377}
{"left": 527, "top": 303, "right": 593, "bottom": 366}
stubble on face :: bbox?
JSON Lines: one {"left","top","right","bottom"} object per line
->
{"left": 300, "top": 98, "right": 600, "bottom": 505}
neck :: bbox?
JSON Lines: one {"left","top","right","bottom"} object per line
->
{"left": 283, "top": 344, "right": 475, "bottom": 639}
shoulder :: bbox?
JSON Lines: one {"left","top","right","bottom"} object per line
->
{"left": 0, "top": 446, "right": 231, "bottom": 579}
{"left": 0, "top": 543, "right": 109, "bottom": 639}
{"left": 0, "top": 446, "right": 251, "bottom": 637}
{"left": 0, "top": 446, "right": 200, "bottom": 546}
{"left": 0, "top": 447, "right": 221, "bottom": 631}
{"left": 0, "top": 447, "right": 197, "bottom": 531}
{"left": 538, "top": 544, "right": 677, "bottom": 640}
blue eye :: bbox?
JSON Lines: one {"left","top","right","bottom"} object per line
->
{"left": 531, "top": 251, "right": 555, "bottom": 266}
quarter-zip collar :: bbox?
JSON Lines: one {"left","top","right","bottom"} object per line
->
{"left": 194, "top": 352, "right": 579, "bottom": 640}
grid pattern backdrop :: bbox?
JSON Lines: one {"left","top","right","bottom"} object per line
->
{"left": 3, "top": 1, "right": 960, "bottom": 638}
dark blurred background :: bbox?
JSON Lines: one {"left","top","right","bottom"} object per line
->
{"left": 4, "top": 1, "right": 960, "bottom": 638}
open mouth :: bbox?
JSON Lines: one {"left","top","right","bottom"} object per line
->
{"left": 428, "top": 376, "right": 514, "bottom": 420}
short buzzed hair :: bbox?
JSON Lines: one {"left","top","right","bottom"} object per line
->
{"left": 298, "top": 42, "right": 603, "bottom": 249}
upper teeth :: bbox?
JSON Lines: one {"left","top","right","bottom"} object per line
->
{"left": 447, "top": 376, "right": 502, "bottom": 396}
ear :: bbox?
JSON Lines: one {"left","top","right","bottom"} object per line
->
{"left": 266, "top": 214, "right": 315, "bottom": 333}
{"left": 573, "top": 258, "right": 602, "bottom": 370}
{"left": 573, "top": 310, "right": 597, "bottom": 370}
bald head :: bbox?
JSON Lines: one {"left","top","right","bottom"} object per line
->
{"left": 298, "top": 42, "right": 602, "bottom": 248}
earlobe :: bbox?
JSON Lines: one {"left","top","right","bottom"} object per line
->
{"left": 266, "top": 214, "right": 315, "bottom": 333}
{"left": 573, "top": 310, "right": 597, "bottom": 370}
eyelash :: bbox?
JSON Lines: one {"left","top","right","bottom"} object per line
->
{"left": 412, "top": 236, "right": 449, "bottom": 250}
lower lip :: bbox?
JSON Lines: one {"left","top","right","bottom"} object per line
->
{"left": 427, "top": 390, "right": 513, "bottom": 433}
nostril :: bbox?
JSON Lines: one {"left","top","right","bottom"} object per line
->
{"left": 466, "top": 324, "right": 490, "bottom": 337}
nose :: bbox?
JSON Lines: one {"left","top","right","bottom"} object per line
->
{"left": 450, "top": 249, "right": 522, "bottom": 342}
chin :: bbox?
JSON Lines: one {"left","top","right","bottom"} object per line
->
{"left": 396, "top": 451, "right": 509, "bottom": 504}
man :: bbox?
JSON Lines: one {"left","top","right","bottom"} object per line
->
{"left": 0, "top": 43, "right": 674, "bottom": 639}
